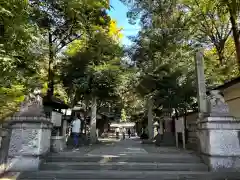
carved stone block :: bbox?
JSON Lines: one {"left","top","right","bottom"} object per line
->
{"left": 7, "top": 118, "right": 52, "bottom": 171}
{"left": 198, "top": 116, "right": 240, "bottom": 171}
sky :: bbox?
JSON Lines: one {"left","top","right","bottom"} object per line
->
{"left": 107, "top": 0, "right": 140, "bottom": 46}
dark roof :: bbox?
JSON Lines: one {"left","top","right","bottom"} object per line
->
{"left": 214, "top": 76, "right": 240, "bottom": 91}
{"left": 43, "top": 96, "right": 69, "bottom": 109}
{"left": 177, "top": 110, "right": 198, "bottom": 118}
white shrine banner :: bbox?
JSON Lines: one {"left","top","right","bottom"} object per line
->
{"left": 51, "top": 111, "right": 62, "bottom": 127}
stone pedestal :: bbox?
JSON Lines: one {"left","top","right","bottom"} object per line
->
{"left": 198, "top": 116, "right": 240, "bottom": 171}
{"left": 7, "top": 117, "right": 52, "bottom": 171}
{"left": 50, "top": 136, "right": 66, "bottom": 153}
{"left": 62, "top": 120, "right": 67, "bottom": 136}
{"left": 154, "top": 133, "right": 162, "bottom": 146}
{"left": 160, "top": 120, "right": 175, "bottom": 146}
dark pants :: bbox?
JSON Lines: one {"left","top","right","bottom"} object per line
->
{"left": 72, "top": 132, "right": 79, "bottom": 147}
{"left": 116, "top": 132, "right": 119, "bottom": 139}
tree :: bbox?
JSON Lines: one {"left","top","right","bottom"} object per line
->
{"left": 220, "top": 0, "right": 240, "bottom": 68}
{"left": 0, "top": 0, "right": 46, "bottom": 120}
{"left": 30, "top": 0, "right": 111, "bottom": 97}
{"left": 122, "top": 0, "right": 198, "bottom": 123}
{"left": 181, "top": 0, "right": 232, "bottom": 64}
{"left": 60, "top": 20, "right": 124, "bottom": 142}
{"left": 181, "top": 0, "right": 240, "bottom": 71}
{"left": 0, "top": 0, "right": 111, "bottom": 120}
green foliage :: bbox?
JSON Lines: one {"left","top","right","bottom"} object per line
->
{"left": 0, "top": 0, "right": 112, "bottom": 120}
{"left": 121, "top": 109, "right": 127, "bottom": 122}
{"left": 121, "top": 0, "right": 240, "bottom": 120}
{"left": 60, "top": 22, "right": 124, "bottom": 107}
{"left": 1, "top": 0, "right": 239, "bottom": 122}
{"left": 122, "top": 0, "right": 199, "bottom": 116}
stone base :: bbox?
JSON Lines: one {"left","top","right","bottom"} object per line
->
{"left": 6, "top": 117, "right": 52, "bottom": 172}
{"left": 198, "top": 116, "right": 240, "bottom": 171}
{"left": 201, "top": 153, "right": 240, "bottom": 171}
{"left": 154, "top": 133, "right": 163, "bottom": 146}
{"left": 50, "top": 136, "right": 66, "bottom": 153}
{"left": 186, "top": 142, "right": 199, "bottom": 152}
{"left": 159, "top": 132, "right": 175, "bottom": 146}
{"left": 6, "top": 156, "right": 42, "bottom": 171}
{"left": 141, "top": 139, "right": 154, "bottom": 144}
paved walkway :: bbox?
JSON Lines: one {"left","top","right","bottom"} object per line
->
{"left": 85, "top": 137, "right": 197, "bottom": 157}
{"left": 16, "top": 137, "right": 240, "bottom": 179}
{"left": 87, "top": 138, "right": 148, "bottom": 157}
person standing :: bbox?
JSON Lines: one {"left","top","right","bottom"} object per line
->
{"left": 122, "top": 128, "right": 126, "bottom": 140}
{"left": 71, "top": 113, "right": 81, "bottom": 150}
{"left": 128, "top": 129, "right": 131, "bottom": 138}
{"left": 116, "top": 127, "right": 120, "bottom": 139}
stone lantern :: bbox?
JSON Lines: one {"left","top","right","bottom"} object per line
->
{"left": 5, "top": 88, "right": 53, "bottom": 171}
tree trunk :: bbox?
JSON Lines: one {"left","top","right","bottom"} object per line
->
{"left": 84, "top": 98, "right": 89, "bottom": 134}
{"left": 47, "top": 31, "right": 54, "bottom": 97}
{"left": 90, "top": 96, "right": 97, "bottom": 143}
{"left": 228, "top": 4, "right": 240, "bottom": 71}
{"left": 147, "top": 97, "right": 153, "bottom": 139}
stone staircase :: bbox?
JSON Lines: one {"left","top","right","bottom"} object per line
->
{"left": 17, "top": 149, "right": 240, "bottom": 180}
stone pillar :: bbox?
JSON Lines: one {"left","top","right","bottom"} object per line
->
{"left": 7, "top": 117, "right": 52, "bottom": 171}
{"left": 62, "top": 119, "right": 67, "bottom": 137}
{"left": 90, "top": 96, "right": 97, "bottom": 143}
{"left": 160, "top": 116, "right": 175, "bottom": 146}
{"left": 147, "top": 97, "right": 154, "bottom": 139}
{"left": 195, "top": 49, "right": 208, "bottom": 115}
{"left": 195, "top": 49, "right": 240, "bottom": 171}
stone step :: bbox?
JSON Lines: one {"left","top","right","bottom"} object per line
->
{"left": 46, "top": 154, "right": 202, "bottom": 163}
{"left": 18, "top": 170, "right": 240, "bottom": 180}
{"left": 40, "top": 162, "right": 208, "bottom": 171}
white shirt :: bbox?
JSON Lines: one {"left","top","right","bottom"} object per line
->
{"left": 116, "top": 128, "right": 120, "bottom": 133}
{"left": 72, "top": 118, "right": 81, "bottom": 133}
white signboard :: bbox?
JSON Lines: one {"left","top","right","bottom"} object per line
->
{"left": 175, "top": 117, "right": 186, "bottom": 149}
{"left": 175, "top": 117, "right": 184, "bottom": 133}
{"left": 51, "top": 111, "right": 62, "bottom": 127}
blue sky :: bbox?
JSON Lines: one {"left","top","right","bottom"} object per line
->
{"left": 107, "top": 0, "right": 140, "bottom": 46}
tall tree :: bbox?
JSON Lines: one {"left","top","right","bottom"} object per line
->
{"left": 122, "top": 0, "right": 198, "bottom": 122}
{"left": 221, "top": 0, "right": 240, "bottom": 68}
{"left": 0, "top": 0, "right": 46, "bottom": 119}
{"left": 60, "top": 21, "right": 124, "bottom": 142}
{"left": 30, "top": 0, "right": 110, "bottom": 97}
